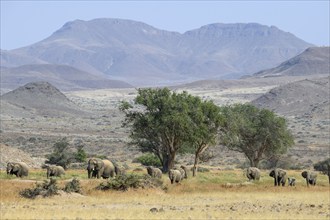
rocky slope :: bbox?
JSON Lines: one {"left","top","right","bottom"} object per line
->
{"left": 1, "top": 81, "right": 88, "bottom": 117}
{"left": 1, "top": 18, "right": 313, "bottom": 86}
{"left": 252, "top": 47, "right": 330, "bottom": 77}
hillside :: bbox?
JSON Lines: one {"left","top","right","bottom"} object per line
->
{"left": 1, "top": 81, "right": 88, "bottom": 117}
{"left": 251, "top": 76, "right": 330, "bottom": 116}
{"left": 252, "top": 47, "right": 330, "bottom": 77}
{"left": 0, "top": 64, "right": 133, "bottom": 94}
{"left": 1, "top": 18, "right": 313, "bottom": 86}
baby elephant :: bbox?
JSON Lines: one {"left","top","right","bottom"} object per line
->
{"left": 288, "top": 177, "right": 296, "bottom": 186}
{"left": 146, "top": 166, "right": 162, "bottom": 179}
{"left": 245, "top": 167, "right": 261, "bottom": 181}
{"left": 169, "top": 169, "right": 182, "bottom": 184}
{"left": 301, "top": 170, "right": 317, "bottom": 186}
{"left": 46, "top": 165, "right": 65, "bottom": 178}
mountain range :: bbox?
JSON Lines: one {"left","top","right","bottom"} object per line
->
{"left": 1, "top": 18, "right": 314, "bottom": 87}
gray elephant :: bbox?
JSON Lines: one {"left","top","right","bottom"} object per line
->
{"left": 115, "top": 165, "right": 126, "bottom": 176}
{"left": 180, "top": 165, "right": 188, "bottom": 179}
{"left": 288, "top": 177, "right": 296, "bottom": 186}
{"left": 46, "top": 165, "right": 65, "bottom": 178}
{"left": 6, "top": 162, "right": 29, "bottom": 177}
{"left": 245, "top": 167, "right": 261, "bottom": 181}
{"left": 269, "top": 168, "right": 287, "bottom": 186}
{"left": 169, "top": 169, "right": 182, "bottom": 184}
{"left": 146, "top": 166, "right": 162, "bottom": 178}
{"left": 301, "top": 170, "right": 317, "bottom": 186}
{"left": 87, "top": 158, "right": 115, "bottom": 179}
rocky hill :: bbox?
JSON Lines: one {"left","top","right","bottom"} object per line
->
{"left": 1, "top": 81, "right": 87, "bottom": 117}
{"left": 251, "top": 76, "right": 329, "bottom": 117}
{"left": 0, "top": 64, "right": 133, "bottom": 94}
{"left": 1, "top": 18, "right": 313, "bottom": 86}
{"left": 252, "top": 47, "right": 330, "bottom": 78}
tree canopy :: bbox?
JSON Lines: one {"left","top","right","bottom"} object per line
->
{"left": 219, "top": 103, "right": 294, "bottom": 168}
{"left": 314, "top": 158, "right": 330, "bottom": 183}
{"left": 120, "top": 88, "right": 222, "bottom": 173}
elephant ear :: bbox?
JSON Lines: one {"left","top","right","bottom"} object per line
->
{"left": 301, "top": 171, "right": 308, "bottom": 178}
{"left": 96, "top": 160, "right": 104, "bottom": 169}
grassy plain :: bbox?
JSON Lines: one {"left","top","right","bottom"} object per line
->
{"left": 0, "top": 169, "right": 329, "bottom": 220}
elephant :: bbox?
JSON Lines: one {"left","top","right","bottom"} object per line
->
{"left": 245, "top": 167, "right": 261, "bottom": 181}
{"left": 301, "top": 170, "right": 317, "bottom": 186}
{"left": 269, "top": 168, "right": 287, "bottom": 186}
{"left": 180, "top": 165, "right": 188, "bottom": 179}
{"left": 175, "top": 166, "right": 187, "bottom": 180}
{"left": 169, "top": 169, "right": 182, "bottom": 184}
{"left": 146, "top": 166, "right": 162, "bottom": 178}
{"left": 46, "top": 165, "right": 65, "bottom": 178}
{"left": 87, "top": 158, "right": 115, "bottom": 179}
{"left": 288, "top": 177, "right": 296, "bottom": 186}
{"left": 6, "top": 162, "right": 29, "bottom": 177}
{"left": 114, "top": 165, "right": 126, "bottom": 176}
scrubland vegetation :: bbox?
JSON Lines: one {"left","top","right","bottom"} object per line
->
{"left": 1, "top": 169, "right": 329, "bottom": 219}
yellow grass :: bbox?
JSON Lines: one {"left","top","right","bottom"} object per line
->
{"left": 1, "top": 169, "right": 329, "bottom": 220}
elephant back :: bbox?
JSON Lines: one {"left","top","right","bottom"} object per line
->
{"left": 17, "top": 162, "right": 29, "bottom": 176}
{"left": 101, "top": 159, "right": 115, "bottom": 178}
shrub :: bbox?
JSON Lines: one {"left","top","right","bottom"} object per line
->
{"left": 97, "top": 174, "right": 163, "bottom": 191}
{"left": 64, "top": 178, "right": 82, "bottom": 193}
{"left": 134, "top": 153, "right": 161, "bottom": 167}
{"left": 74, "top": 145, "right": 87, "bottom": 162}
{"left": 20, "top": 178, "right": 59, "bottom": 199}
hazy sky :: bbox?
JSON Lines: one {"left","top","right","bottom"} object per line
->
{"left": 1, "top": 1, "right": 329, "bottom": 50}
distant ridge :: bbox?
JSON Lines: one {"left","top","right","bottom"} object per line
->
{"left": 251, "top": 47, "right": 330, "bottom": 78}
{"left": 1, "top": 64, "right": 133, "bottom": 93}
{"left": 1, "top": 18, "right": 313, "bottom": 86}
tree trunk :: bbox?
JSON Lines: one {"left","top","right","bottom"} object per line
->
{"left": 162, "top": 155, "right": 169, "bottom": 173}
{"left": 192, "top": 153, "right": 199, "bottom": 177}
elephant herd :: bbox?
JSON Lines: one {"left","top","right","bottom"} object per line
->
{"left": 5, "top": 160, "right": 319, "bottom": 187}
{"left": 245, "top": 167, "right": 318, "bottom": 187}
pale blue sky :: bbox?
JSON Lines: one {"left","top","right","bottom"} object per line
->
{"left": 1, "top": 1, "right": 329, "bottom": 50}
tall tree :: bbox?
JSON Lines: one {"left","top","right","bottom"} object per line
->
{"left": 219, "top": 104, "right": 294, "bottom": 168}
{"left": 120, "top": 88, "right": 194, "bottom": 172}
{"left": 188, "top": 99, "right": 223, "bottom": 176}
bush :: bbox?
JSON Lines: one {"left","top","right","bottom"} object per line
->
{"left": 74, "top": 145, "right": 87, "bottom": 162}
{"left": 134, "top": 153, "right": 161, "bottom": 167}
{"left": 20, "top": 178, "right": 59, "bottom": 199}
{"left": 64, "top": 178, "right": 82, "bottom": 193}
{"left": 46, "top": 138, "right": 72, "bottom": 169}
{"left": 97, "top": 174, "right": 163, "bottom": 191}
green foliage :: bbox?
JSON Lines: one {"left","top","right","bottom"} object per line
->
{"left": 74, "top": 145, "right": 87, "bottom": 162}
{"left": 314, "top": 158, "right": 330, "bottom": 175}
{"left": 20, "top": 178, "right": 59, "bottom": 199}
{"left": 120, "top": 88, "right": 223, "bottom": 173}
{"left": 64, "top": 178, "right": 82, "bottom": 193}
{"left": 96, "top": 174, "right": 163, "bottom": 191}
{"left": 135, "top": 153, "right": 162, "bottom": 167}
{"left": 46, "top": 138, "right": 72, "bottom": 169}
{"left": 219, "top": 104, "right": 294, "bottom": 168}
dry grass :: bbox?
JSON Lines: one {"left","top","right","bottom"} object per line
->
{"left": 0, "top": 169, "right": 329, "bottom": 219}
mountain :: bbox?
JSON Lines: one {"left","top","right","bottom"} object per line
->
{"left": 1, "top": 18, "right": 313, "bottom": 86}
{"left": 251, "top": 76, "right": 330, "bottom": 116}
{"left": 1, "top": 81, "right": 87, "bottom": 116}
{"left": 252, "top": 47, "right": 330, "bottom": 78}
{"left": 0, "top": 64, "right": 133, "bottom": 93}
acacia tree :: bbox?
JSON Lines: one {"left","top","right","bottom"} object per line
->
{"left": 314, "top": 158, "right": 330, "bottom": 184}
{"left": 120, "top": 88, "right": 195, "bottom": 172}
{"left": 219, "top": 104, "right": 294, "bottom": 168}
{"left": 188, "top": 99, "right": 223, "bottom": 176}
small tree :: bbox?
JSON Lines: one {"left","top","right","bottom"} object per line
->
{"left": 219, "top": 104, "right": 294, "bottom": 168}
{"left": 74, "top": 145, "right": 87, "bottom": 162}
{"left": 314, "top": 158, "right": 330, "bottom": 184}
{"left": 46, "top": 138, "right": 72, "bottom": 169}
